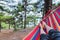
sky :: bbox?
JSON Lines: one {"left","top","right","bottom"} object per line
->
{"left": 1, "top": 0, "right": 60, "bottom": 7}
{"left": 0, "top": 0, "right": 60, "bottom": 11}
{"left": 14, "top": 0, "right": 60, "bottom": 4}
{"left": 53, "top": 0, "right": 60, "bottom": 4}
{"left": 14, "top": 0, "right": 39, "bottom": 4}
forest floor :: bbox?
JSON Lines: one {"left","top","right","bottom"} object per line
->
{"left": 0, "top": 28, "right": 34, "bottom": 40}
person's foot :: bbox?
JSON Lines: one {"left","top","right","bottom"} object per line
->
{"left": 42, "top": 21, "right": 53, "bottom": 32}
{"left": 40, "top": 23, "right": 46, "bottom": 34}
{"left": 58, "top": 27, "right": 60, "bottom": 31}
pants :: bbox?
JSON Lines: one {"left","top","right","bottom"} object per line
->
{"left": 40, "top": 29, "right": 60, "bottom": 40}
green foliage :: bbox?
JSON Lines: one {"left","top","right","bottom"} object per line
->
{"left": 0, "top": 0, "right": 43, "bottom": 30}
{"left": 0, "top": 15, "right": 13, "bottom": 22}
{"left": 17, "top": 4, "right": 24, "bottom": 12}
{"left": 1, "top": 22, "right": 9, "bottom": 29}
{"left": 26, "top": 15, "right": 38, "bottom": 26}
{"left": 1, "top": 22, "right": 13, "bottom": 29}
{"left": 0, "top": 6, "right": 4, "bottom": 11}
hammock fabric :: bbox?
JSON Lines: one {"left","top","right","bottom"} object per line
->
{"left": 23, "top": 6, "right": 60, "bottom": 40}
{"left": 23, "top": 25, "right": 40, "bottom": 40}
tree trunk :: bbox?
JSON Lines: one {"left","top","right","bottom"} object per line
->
{"left": 13, "top": 22, "right": 16, "bottom": 31}
{"left": 0, "top": 22, "right": 1, "bottom": 32}
{"left": 34, "top": 19, "right": 36, "bottom": 27}
{"left": 13, "top": 18, "right": 16, "bottom": 31}
{"left": 44, "top": 0, "right": 52, "bottom": 15}
{"left": 24, "top": 0, "right": 27, "bottom": 29}
{"left": 28, "top": 21, "right": 29, "bottom": 27}
{"left": 9, "top": 24, "right": 10, "bottom": 29}
{"left": 9, "top": 22, "right": 10, "bottom": 29}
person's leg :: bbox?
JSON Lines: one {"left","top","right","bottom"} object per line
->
{"left": 48, "top": 29, "right": 60, "bottom": 40}
{"left": 42, "top": 21, "right": 60, "bottom": 40}
{"left": 40, "top": 34, "right": 49, "bottom": 40}
{"left": 40, "top": 23, "right": 49, "bottom": 40}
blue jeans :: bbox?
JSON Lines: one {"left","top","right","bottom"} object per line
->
{"left": 40, "top": 29, "right": 60, "bottom": 40}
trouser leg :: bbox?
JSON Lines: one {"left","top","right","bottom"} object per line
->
{"left": 40, "top": 34, "right": 49, "bottom": 40}
{"left": 48, "top": 29, "right": 60, "bottom": 40}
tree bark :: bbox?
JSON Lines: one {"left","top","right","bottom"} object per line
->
{"left": 0, "top": 21, "right": 1, "bottom": 32}
{"left": 9, "top": 23, "right": 10, "bottom": 29}
{"left": 24, "top": 0, "right": 27, "bottom": 29}
{"left": 34, "top": 19, "right": 36, "bottom": 27}
{"left": 13, "top": 18, "right": 16, "bottom": 31}
{"left": 44, "top": 0, "right": 52, "bottom": 15}
{"left": 9, "top": 21, "right": 10, "bottom": 29}
{"left": 13, "top": 22, "right": 16, "bottom": 31}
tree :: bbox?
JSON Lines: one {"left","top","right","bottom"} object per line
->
{"left": 0, "top": 0, "right": 24, "bottom": 30}
{"left": 0, "top": 5, "right": 5, "bottom": 31}
{"left": 22, "top": 0, "right": 27, "bottom": 29}
{"left": 9, "top": 3, "right": 24, "bottom": 30}
{"left": 27, "top": 15, "right": 38, "bottom": 27}
{"left": 0, "top": 13, "right": 4, "bottom": 31}
{"left": 44, "top": 0, "right": 52, "bottom": 15}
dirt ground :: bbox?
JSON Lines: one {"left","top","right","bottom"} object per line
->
{"left": 0, "top": 28, "right": 33, "bottom": 40}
